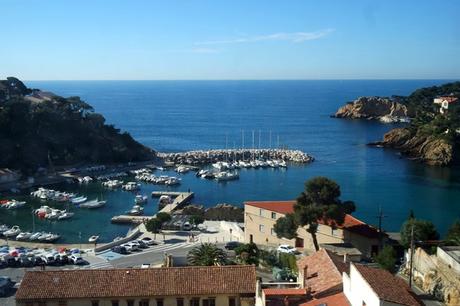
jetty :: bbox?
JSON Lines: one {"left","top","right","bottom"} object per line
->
{"left": 158, "top": 148, "right": 314, "bottom": 166}
{"left": 111, "top": 191, "right": 194, "bottom": 224}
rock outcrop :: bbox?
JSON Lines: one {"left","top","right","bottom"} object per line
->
{"left": 370, "top": 128, "right": 453, "bottom": 166}
{"left": 334, "top": 96, "right": 414, "bottom": 122}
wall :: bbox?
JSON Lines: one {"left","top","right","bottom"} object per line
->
{"left": 94, "top": 227, "right": 141, "bottom": 252}
{"left": 437, "top": 246, "right": 460, "bottom": 275}
{"left": 17, "top": 294, "right": 253, "bottom": 306}
{"left": 343, "top": 264, "right": 381, "bottom": 306}
{"left": 343, "top": 231, "right": 379, "bottom": 259}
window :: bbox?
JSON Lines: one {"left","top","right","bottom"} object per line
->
{"left": 91, "top": 301, "right": 99, "bottom": 306}
{"left": 229, "top": 297, "right": 236, "bottom": 306}
{"left": 139, "top": 300, "right": 149, "bottom": 306}
{"left": 156, "top": 299, "right": 164, "bottom": 306}
{"left": 271, "top": 228, "right": 276, "bottom": 236}
{"left": 271, "top": 212, "right": 276, "bottom": 219}
{"left": 190, "top": 298, "right": 200, "bottom": 306}
{"left": 176, "top": 298, "right": 184, "bottom": 306}
{"left": 111, "top": 301, "right": 119, "bottom": 306}
{"left": 203, "top": 298, "right": 216, "bottom": 306}
{"left": 259, "top": 209, "right": 263, "bottom": 216}
{"left": 259, "top": 224, "right": 265, "bottom": 232}
{"left": 127, "top": 300, "right": 134, "bottom": 306}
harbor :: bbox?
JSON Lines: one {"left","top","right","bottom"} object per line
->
{"left": 110, "top": 191, "right": 194, "bottom": 224}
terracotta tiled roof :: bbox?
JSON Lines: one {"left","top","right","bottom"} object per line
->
{"left": 263, "top": 288, "right": 307, "bottom": 296}
{"left": 245, "top": 200, "right": 296, "bottom": 214}
{"left": 296, "top": 249, "right": 348, "bottom": 297}
{"left": 299, "top": 292, "right": 350, "bottom": 306}
{"left": 354, "top": 264, "right": 422, "bottom": 306}
{"left": 245, "top": 200, "right": 380, "bottom": 238}
{"left": 16, "top": 266, "right": 256, "bottom": 301}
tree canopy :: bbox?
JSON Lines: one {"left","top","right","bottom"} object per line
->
{"left": 235, "top": 243, "right": 260, "bottom": 265}
{"left": 274, "top": 176, "right": 355, "bottom": 251}
{"left": 400, "top": 218, "right": 440, "bottom": 248}
{"left": 446, "top": 220, "right": 460, "bottom": 246}
{"left": 187, "top": 243, "right": 227, "bottom": 266}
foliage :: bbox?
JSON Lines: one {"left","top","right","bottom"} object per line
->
{"left": 187, "top": 243, "right": 227, "bottom": 266}
{"left": 445, "top": 220, "right": 460, "bottom": 246}
{"left": 400, "top": 218, "right": 440, "bottom": 248}
{"left": 155, "top": 212, "right": 172, "bottom": 224}
{"left": 0, "top": 77, "right": 153, "bottom": 173}
{"left": 259, "top": 249, "right": 279, "bottom": 268}
{"left": 234, "top": 243, "right": 260, "bottom": 265}
{"left": 189, "top": 214, "right": 205, "bottom": 225}
{"left": 278, "top": 253, "right": 298, "bottom": 273}
{"left": 375, "top": 245, "right": 397, "bottom": 273}
{"left": 275, "top": 176, "right": 355, "bottom": 251}
{"left": 273, "top": 213, "right": 298, "bottom": 240}
{"left": 145, "top": 218, "right": 163, "bottom": 233}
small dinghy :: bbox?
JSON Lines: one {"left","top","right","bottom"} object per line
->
{"left": 88, "top": 235, "right": 99, "bottom": 243}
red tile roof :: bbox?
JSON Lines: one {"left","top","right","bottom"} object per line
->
{"left": 353, "top": 264, "right": 422, "bottom": 306}
{"left": 16, "top": 266, "right": 256, "bottom": 301}
{"left": 245, "top": 200, "right": 380, "bottom": 238}
{"left": 296, "top": 249, "right": 348, "bottom": 297}
{"left": 263, "top": 288, "right": 308, "bottom": 296}
{"left": 437, "top": 96, "right": 458, "bottom": 103}
{"left": 299, "top": 292, "right": 350, "bottom": 306}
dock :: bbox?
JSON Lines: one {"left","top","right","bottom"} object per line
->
{"left": 111, "top": 191, "right": 194, "bottom": 224}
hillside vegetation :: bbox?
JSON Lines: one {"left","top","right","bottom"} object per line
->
{"left": 0, "top": 77, "right": 154, "bottom": 173}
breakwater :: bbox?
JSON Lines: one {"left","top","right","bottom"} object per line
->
{"left": 158, "top": 149, "right": 314, "bottom": 165}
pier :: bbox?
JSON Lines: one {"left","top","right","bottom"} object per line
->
{"left": 111, "top": 191, "right": 194, "bottom": 224}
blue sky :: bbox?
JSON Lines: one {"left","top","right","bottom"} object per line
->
{"left": 1, "top": 0, "right": 459, "bottom": 80}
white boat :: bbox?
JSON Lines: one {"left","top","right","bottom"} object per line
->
{"left": 134, "top": 195, "right": 148, "bottom": 204}
{"left": 79, "top": 200, "right": 106, "bottom": 209}
{"left": 29, "top": 232, "right": 44, "bottom": 241}
{"left": 165, "top": 177, "right": 181, "bottom": 186}
{"left": 127, "top": 205, "right": 144, "bottom": 216}
{"left": 16, "top": 232, "right": 33, "bottom": 241}
{"left": 57, "top": 211, "right": 74, "bottom": 220}
{"left": 175, "top": 166, "right": 190, "bottom": 173}
{"left": 4, "top": 200, "right": 26, "bottom": 209}
{"left": 71, "top": 196, "right": 87, "bottom": 204}
{"left": 88, "top": 235, "right": 99, "bottom": 243}
{"left": 0, "top": 224, "right": 9, "bottom": 234}
{"left": 3, "top": 226, "right": 21, "bottom": 237}
{"left": 212, "top": 162, "right": 229, "bottom": 171}
{"left": 215, "top": 171, "right": 239, "bottom": 181}
{"left": 122, "top": 182, "right": 141, "bottom": 191}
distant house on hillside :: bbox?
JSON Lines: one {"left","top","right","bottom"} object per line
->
{"left": 434, "top": 95, "right": 458, "bottom": 114}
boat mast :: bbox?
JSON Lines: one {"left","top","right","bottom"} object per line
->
{"left": 252, "top": 130, "right": 255, "bottom": 161}
{"left": 242, "top": 129, "right": 245, "bottom": 160}
{"left": 32, "top": 209, "right": 35, "bottom": 232}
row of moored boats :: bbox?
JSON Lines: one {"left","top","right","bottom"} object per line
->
{"left": 0, "top": 225, "right": 60, "bottom": 242}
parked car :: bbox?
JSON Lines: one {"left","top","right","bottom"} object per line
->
{"left": 277, "top": 244, "right": 296, "bottom": 254}
{"left": 140, "top": 237, "right": 157, "bottom": 246}
{"left": 19, "top": 256, "right": 35, "bottom": 267}
{"left": 41, "top": 254, "right": 56, "bottom": 266}
{"left": 121, "top": 244, "right": 133, "bottom": 252}
{"left": 135, "top": 240, "right": 148, "bottom": 249}
{"left": 140, "top": 263, "right": 150, "bottom": 269}
{"left": 69, "top": 254, "right": 84, "bottom": 265}
{"left": 123, "top": 243, "right": 139, "bottom": 251}
{"left": 0, "top": 276, "right": 13, "bottom": 297}
{"left": 0, "top": 260, "right": 7, "bottom": 269}
{"left": 111, "top": 246, "right": 128, "bottom": 254}
{"left": 224, "top": 241, "right": 242, "bottom": 250}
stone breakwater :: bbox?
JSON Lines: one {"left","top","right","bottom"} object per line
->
{"left": 158, "top": 149, "right": 314, "bottom": 165}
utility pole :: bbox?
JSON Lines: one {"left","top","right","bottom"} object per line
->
{"left": 376, "top": 206, "right": 387, "bottom": 251}
{"left": 409, "top": 224, "right": 415, "bottom": 289}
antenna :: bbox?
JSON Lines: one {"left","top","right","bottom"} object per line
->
{"left": 376, "top": 206, "right": 387, "bottom": 251}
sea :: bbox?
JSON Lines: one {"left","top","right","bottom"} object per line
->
{"left": 2, "top": 80, "right": 459, "bottom": 243}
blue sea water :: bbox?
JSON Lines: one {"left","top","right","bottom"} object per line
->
{"left": 7, "top": 79, "right": 459, "bottom": 243}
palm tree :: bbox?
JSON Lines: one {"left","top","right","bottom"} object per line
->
{"left": 187, "top": 243, "right": 227, "bottom": 266}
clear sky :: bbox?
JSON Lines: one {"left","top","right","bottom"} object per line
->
{"left": 1, "top": 0, "right": 459, "bottom": 80}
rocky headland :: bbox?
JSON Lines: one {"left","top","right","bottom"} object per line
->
{"left": 0, "top": 77, "right": 155, "bottom": 174}
{"left": 369, "top": 128, "right": 454, "bottom": 166}
{"left": 335, "top": 82, "right": 460, "bottom": 166}
{"left": 333, "top": 96, "right": 414, "bottom": 123}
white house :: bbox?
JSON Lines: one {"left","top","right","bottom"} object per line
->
{"left": 433, "top": 96, "right": 458, "bottom": 114}
{"left": 343, "top": 263, "right": 422, "bottom": 306}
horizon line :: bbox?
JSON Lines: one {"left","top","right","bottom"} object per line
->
{"left": 22, "top": 78, "right": 460, "bottom": 82}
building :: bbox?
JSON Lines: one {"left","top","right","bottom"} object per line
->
{"left": 343, "top": 263, "right": 422, "bottom": 306}
{"left": 0, "top": 168, "right": 20, "bottom": 184}
{"left": 437, "top": 245, "right": 460, "bottom": 275}
{"left": 244, "top": 201, "right": 383, "bottom": 257}
{"left": 16, "top": 265, "right": 257, "bottom": 306}
{"left": 433, "top": 96, "right": 458, "bottom": 114}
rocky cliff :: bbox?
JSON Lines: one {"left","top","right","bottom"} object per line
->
{"left": 334, "top": 96, "right": 414, "bottom": 122}
{"left": 370, "top": 128, "right": 453, "bottom": 166}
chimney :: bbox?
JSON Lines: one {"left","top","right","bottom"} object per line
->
{"left": 300, "top": 264, "right": 308, "bottom": 288}
{"left": 343, "top": 253, "right": 348, "bottom": 263}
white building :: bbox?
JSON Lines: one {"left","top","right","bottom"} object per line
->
{"left": 343, "top": 263, "right": 422, "bottom": 306}
{"left": 433, "top": 96, "right": 458, "bottom": 114}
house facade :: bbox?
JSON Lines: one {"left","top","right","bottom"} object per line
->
{"left": 343, "top": 263, "right": 422, "bottom": 306}
{"left": 433, "top": 96, "right": 458, "bottom": 114}
{"left": 244, "top": 201, "right": 382, "bottom": 258}
{"left": 15, "top": 266, "right": 257, "bottom": 306}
